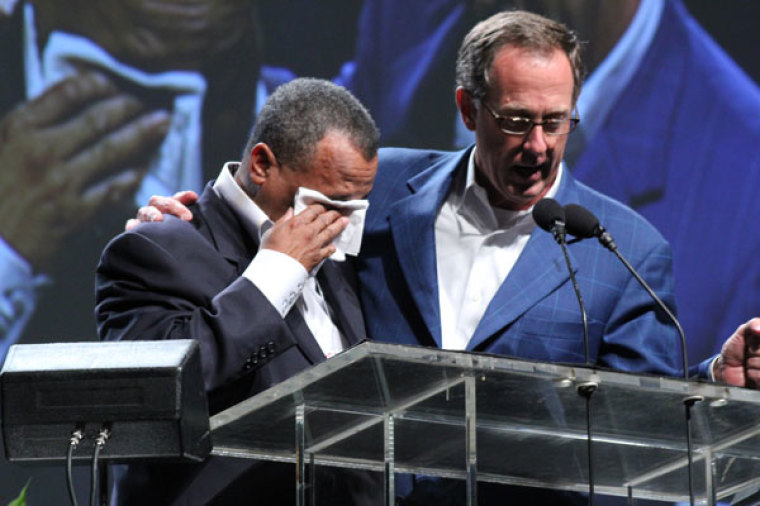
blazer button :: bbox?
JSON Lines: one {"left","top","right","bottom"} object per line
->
{"left": 268, "top": 342, "right": 276, "bottom": 354}
{"left": 244, "top": 356, "right": 258, "bottom": 370}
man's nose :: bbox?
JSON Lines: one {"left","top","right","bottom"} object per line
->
{"left": 522, "top": 124, "right": 548, "bottom": 157}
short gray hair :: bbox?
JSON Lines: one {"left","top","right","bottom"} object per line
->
{"left": 456, "top": 10, "right": 584, "bottom": 103}
{"left": 240, "top": 78, "right": 379, "bottom": 180}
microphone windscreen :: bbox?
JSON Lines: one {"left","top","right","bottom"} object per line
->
{"left": 564, "top": 204, "right": 600, "bottom": 238}
{"left": 532, "top": 198, "right": 565, "bottom": 232}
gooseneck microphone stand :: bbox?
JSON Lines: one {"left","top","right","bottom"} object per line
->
{"left": 564, "top": 203, "right": 699, "bottom": 506}
{"left": 533, "top": 199, "right": 597, "bottom": 506}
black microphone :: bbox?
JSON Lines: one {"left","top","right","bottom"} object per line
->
{"left": 533, "top": 198, "right": 566, "bottom": 244}
{"left": 564, "top": 204, "right": 615, "bottom": 251}
{"left": 564, "top": 203, "right": 698, "bottom": 506}
{"left": 563, "top": 203, "right": 688, "bottom": 379}
{"left": 564, "top": 203, "right": 598, "bottom": 239}
{"left": 532, "top": 198, "right": 590, "bottom": 364}
{"left": 534, "top": 198, "right": 595, "bottom": 505}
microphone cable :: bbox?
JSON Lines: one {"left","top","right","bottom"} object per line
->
{"left": 90, "top": 424, "right": 111, "bottom": 506}
{"left": 564, "top": 204, "right": 688, "bottom": 377}
{"left": 564, "top": 203, "right": 700, "bottom": 506}
{"left": 533, "top": 198, "right": 597, "bottom": 505}
{"left": 66, "top": 425, "right": 85, "bottom": 506}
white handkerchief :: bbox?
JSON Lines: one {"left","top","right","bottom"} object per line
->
{"left": 31, "top": 28, "right": 206, "bottom": 206}
{"left": 293, "top": 187, "right": 369, "bottom": 262}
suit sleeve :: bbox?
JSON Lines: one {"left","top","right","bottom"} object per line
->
{"left": 598, "top": 239, "right": 684, "bottom": 377}
{"left": 95, "top": 227, "right": 301, "bottom": 395}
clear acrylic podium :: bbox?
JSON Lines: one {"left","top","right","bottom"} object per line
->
{"left": 209, "top": 342, "right": 760, "bottom": 505}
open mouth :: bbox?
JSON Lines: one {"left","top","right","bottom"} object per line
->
{"left": 513, "top": 163, "right": 547, "bottom": 180}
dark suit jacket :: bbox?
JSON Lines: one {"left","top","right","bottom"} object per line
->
{"left": 96, "top": 182, "right": 379, "bottom": 505}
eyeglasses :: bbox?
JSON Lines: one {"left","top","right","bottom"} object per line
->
{"left": 480, "top": 101, "right": 580, "bottom": 136}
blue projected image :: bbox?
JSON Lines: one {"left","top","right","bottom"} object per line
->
{"left": 1, "top": 0, "right": 759, "bottom": 504}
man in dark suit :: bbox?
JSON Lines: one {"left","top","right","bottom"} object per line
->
{"left": 95, "top": 78, "right": 381, "bottom": 505}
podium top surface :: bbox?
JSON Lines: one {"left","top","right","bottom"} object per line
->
{"left": 210, "top": 342, "right": 760, "bottom": 502}
{"left": 1, "top": 340, "right": 198, "bottom": 373}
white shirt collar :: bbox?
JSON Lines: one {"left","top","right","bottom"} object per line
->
{"left": 212, "top": 162, "right": 272, "bottom": 241}
{"left": 455, "top": 147, "right": 563, "bottom": 230}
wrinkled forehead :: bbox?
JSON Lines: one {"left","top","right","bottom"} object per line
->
{"left": 485, "top": 46, "right": 575, "bottom": 109}
{"left": 485, "top": 43, "right": 578, "bottom": 105}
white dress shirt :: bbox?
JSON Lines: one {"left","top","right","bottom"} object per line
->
{"left": 435, "top": 149, "right": 562, "bottom": 350}
{"left": 213, "top": 163, "right": 347, "bottom": 357}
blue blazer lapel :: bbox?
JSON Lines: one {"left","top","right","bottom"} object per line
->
{"left": 388, "top": 150, "right": 467, "bottom": 347}
{"left": 467, "top": 228, "right": 575, "bottom": 351}
{"left": 467, "top": 173, "right": 579, "bottom": 351}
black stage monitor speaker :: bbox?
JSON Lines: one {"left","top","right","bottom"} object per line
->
{"left": 1, "top": 339, "right": 210, "bottom": 463}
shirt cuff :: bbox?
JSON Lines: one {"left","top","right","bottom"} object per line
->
{"left": 708, "top": 355, "right": 719, "bottom": 382}
{"left": 0, "top": 235, "right": 49, "bottom": 296}
{"left": 242, "top": 248, "right": 308, "bottom": 318}
{"left": 0, "top": 236, "right": 49, "bottom": 356}
{"left": 0, "top": 236, "right": 33, "bottom": 286}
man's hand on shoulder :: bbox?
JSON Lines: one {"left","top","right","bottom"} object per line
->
{"left": 126, "top": 190, "right": 198, "bottom": 230}
{"left": 714, "top": 317, "right": 760, "bottom": 388}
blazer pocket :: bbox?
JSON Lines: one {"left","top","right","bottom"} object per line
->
{"left": 514, "top": 316, "right": 603, "bottom": 341}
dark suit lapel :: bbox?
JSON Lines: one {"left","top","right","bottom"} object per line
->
{"left": 284, "top": 308, "right": 325, "bottom": 364}
{"left": 388, "top": 151, "right": 467, "bottom": 347}
{"left": 195, "top": 182, "right": 326, "bottom": 365}
{"left": 194, "top": 182, "right": 259, "bottom": 271}
{"left": 317, "top": 261, "right": 367, "bottom": 347}
{"left": 467, "top": 174, "right": 579, "bottom": 351}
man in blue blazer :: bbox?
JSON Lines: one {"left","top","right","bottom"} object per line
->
{"left": 359, "top": 146, "right": 681, "bottom": 375}
{"left": 353, "top": 9, "right": 757, "bottom": 504}
{"left": 345, "top": 0, "right": 760, "bottom": 370}
{"left": 357, "top": 9, "right": 683, "bottom": 377}
{"left": 95, "top": 79, "right": 382, "bottom": 505}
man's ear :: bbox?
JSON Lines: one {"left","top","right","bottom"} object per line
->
{"left": 248, "top": 143, "right": 278, "bottom": 186}
{"left": 456, "top": 87, "right": 477, "bottom": 131}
